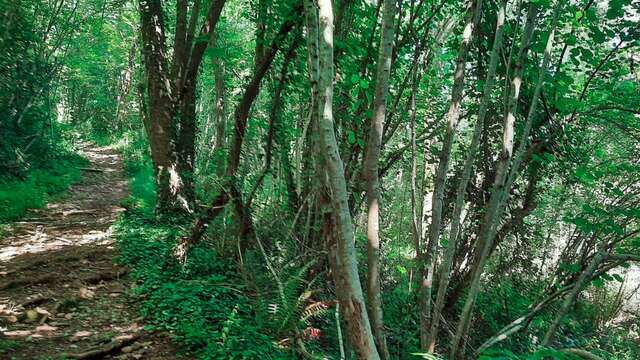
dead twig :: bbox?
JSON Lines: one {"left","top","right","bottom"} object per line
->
{"left": 61, "top": 333, "right": 141, "bottom": 359}
{"left": 79, "top": 167, "right": 105, "bottom": 173}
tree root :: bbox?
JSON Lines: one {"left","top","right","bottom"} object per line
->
{"left": 0, "top": 274, "right": 56, "bottom": 291}
{"left": 61, "top": 333, "right": 141, "bottom": 359}
{"left": 4, "top": 249, "right": 109, "bottom": 276}
{"left": 81, "top": 267, "right": 128, "bottom": 284}
{"left": 21, "top": 295, "right": 54, "bottom": 308}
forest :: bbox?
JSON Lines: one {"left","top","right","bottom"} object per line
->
{"left": 0, "top": 0, "right": 639, "bottom": 359}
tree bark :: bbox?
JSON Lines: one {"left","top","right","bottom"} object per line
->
{"left": 315, "top": 0, "right": 380, "bottom": 358}
{"left": 450, "top": 4, "right": 562, "bottom": 357}
{"left": 426, "top": 0, "right": 507, "bottom": 352}
{"left": 361, "top": 0, "right": 395, "bottom": 357}
{"left": 418, "top": 0, "right": 483, "bottom": 350}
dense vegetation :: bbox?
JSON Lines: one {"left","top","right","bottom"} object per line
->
{"left": 2, "top": 0, "right": 639, "bottom": 359}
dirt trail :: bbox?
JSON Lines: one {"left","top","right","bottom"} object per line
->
{"left": 0, "top": 145, "right": 178, "bottom": 359}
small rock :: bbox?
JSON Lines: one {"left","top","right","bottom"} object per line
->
{"left": 71, "top": 330, "right": 92, "bottom": 341}
{"left": 79, "top": 287, "right": 95, "bottom": 299}
{"left": 35, "top": 324, "right": 58, "bottom": 332}
{"left": 132, "top": 354, "right": 143, "bottom": 359}
{"left": 121, "top": 345, "right": 135, "bottom": 353}
{"left": 65, "top": 313, "right": 73, "bottom": 320}
{"left": 35, "top": 307, "right": 50, "bottom": 315}
{"left": 4, "top": 330, "right": 32, "bottom": 337}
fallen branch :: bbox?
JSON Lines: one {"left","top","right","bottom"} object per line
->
{"left": 21, "top": 295, "right": 54, "bottom": 308}
{"left": 61, "top": 333, "right": 141, "bottom": 359}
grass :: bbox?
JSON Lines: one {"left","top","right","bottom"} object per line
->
{"left": 0, "top": 153, "right": 87, "bottom": 223}
{"left": 0, "top": 338, "right": 21, "bottom": 355}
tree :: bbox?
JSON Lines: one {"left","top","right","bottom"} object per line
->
{"left": 361, "top": 0, "right": 395, "bottom": 357}
{"left": 138, "top": 0, "right": 226, "bottom": 213}
{"left": 314, "top": 0, "right": 380, "bottom": 358}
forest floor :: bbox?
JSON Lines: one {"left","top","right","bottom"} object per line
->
{"left": 0, "top": 144, "right": 179, "bottom": 359}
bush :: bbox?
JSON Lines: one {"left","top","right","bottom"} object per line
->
{"left": 0, "top": 152, "right": 86, "bottom": 222}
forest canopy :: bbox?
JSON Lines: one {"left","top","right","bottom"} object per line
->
{"left": 1, "top": 0, "right": 639, "bottom": 358}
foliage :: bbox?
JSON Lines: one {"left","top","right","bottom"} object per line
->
{"left": 115, "top": 210, "right": 288, "bottom": 359}
{"left": 3, "top": 0, "right": 640, "bottom": 358}
{"left": 0, "top": 150, "right": 86, "bottom": 222}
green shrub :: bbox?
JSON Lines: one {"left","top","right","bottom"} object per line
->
{"left": 0, "top": 153, "right": 86, "bottom": 222}
{"left": 119, "top": 133, "right": 157, "bottom": 216}
{"left": 115, "top": 211, "right": 287, "bottom": 359}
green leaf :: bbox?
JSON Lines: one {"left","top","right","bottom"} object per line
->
{"left": 592, "top": 278, "right": 605, "bottom": 288}
{"left": 397, "top": 265, "right": 407, "bottom": 275}
{"left": 347, "top": 131, "right": 356, "bottom": 144}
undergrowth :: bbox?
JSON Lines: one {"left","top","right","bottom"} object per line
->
{"left": 114, "top": 136, "right": 293, "bottom": 359}
{"left": 115, "top": 212, "right": 286, "bottom": 359}
{"left": 0, "top": 152, "right": 87, "bottom": 223}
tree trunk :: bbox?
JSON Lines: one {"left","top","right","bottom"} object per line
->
{"left": 418, "top": 0, "right": 483, "bottom": 350}
{"left": 315, "top": 0, "right": 380, "bottom": 358}
{"left": 138, "top": 0, "right": 226, "bottom": 214}
{"left": 185, "top": 4, "right": 302, "bottom": 253}
{"left": 361, "top": 0, "right": 395, "bottom": 357}
{"left": 138, "top": 0, "right": 186, "bottom": 214}
{"left": 213, "top": 37, "right": 226, "bottom": 177}
{"left": 450, "top": 4, "right": 562, "bottom": 357}
{"left": 426, "top": 1, "right": 507, "bottom": 352}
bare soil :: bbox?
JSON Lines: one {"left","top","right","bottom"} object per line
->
{"left": 0, "top": 145, "right": 180, "bottom": 360}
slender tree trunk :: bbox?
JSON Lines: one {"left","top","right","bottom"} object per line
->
{"left": 449, "top": 7, "right": 539, "bottom": 357}
{"left": 418, "top": 0, "right": 483, "bottom": 350}
{"left": 213, "top": 37, "right": 226, "bottom": 177}
{"left": 246, "top": 40, "right": 298, "bottom": 208}
{"left": 185, "top": 3, "right": 302, "bottom": 253}
{"left": 542, "top": 251, "right": 607, "bottom": 346}
{"left": 315, "top": 0, "right": 380, "bottom": 358}
{"left": 115, "top": 40, "right": 137, "bottom": 125}
{"left": 450, "top": 4, "right": 562, "bottom": 357}
{"left": 361, "top": 0, "right": 395, "bottom": 357}
{"left": 425, "top": 0, "right": 507, "bottom": 352}
{"left": 176, "top": 74, "right": 198, "bottom": 208}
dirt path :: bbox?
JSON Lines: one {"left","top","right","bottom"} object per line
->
{"left": 0, "top": 145, "right": 178, "bottom": 359}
